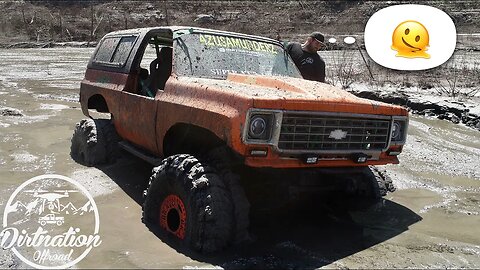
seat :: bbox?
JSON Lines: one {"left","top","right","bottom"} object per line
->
{"left": 146, "top": 58, "right": 161, "bottom": 93}
{"left": 145, "top": 47, "right": 172, "bottom": 93}
{"left": 157, "top": 47, "right": 173, "bottom": 90}
{"left": 138, "top": 68, "right": 155, "bottom": 97}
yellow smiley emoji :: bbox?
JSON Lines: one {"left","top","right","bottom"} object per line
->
{"left": 391, "top": 20, "right": 430, "bottom": 59}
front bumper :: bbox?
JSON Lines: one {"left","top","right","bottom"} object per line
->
{"left": 241, "top": 109, "right": 407, "bottom": 168}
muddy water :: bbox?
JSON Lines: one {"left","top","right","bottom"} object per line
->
{"left": 0, "top": 48, "right": 479, "bottom": 269}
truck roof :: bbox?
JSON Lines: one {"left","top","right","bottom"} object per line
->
{"left": 103, "top": 26, "right": 282, "bottom": 45}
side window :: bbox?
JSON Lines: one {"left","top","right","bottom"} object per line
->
{"left": 111, "top": 36, "right": 137, "bottom": 65}
{"left": 94, "top": 37, "right": 120, "bottom": 63}
{"left": 93, "top": 35, "right": 137, "bottom": 67}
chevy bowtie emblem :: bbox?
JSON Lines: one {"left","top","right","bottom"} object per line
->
{"left": 329, "top": 129, "right": 348, "bottom": 140}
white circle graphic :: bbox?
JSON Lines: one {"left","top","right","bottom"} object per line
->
{"left": 1, "top": 174, "right": 101, "bottom": 269}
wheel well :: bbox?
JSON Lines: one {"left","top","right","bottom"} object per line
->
{"left": 163, "top": 123, "right": 225, "bottom": 156}
{"left": 87, "top": 94, "right": 109, "bottom": 113}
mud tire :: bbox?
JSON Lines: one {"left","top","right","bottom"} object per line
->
{"left": 206, "top": 147, "right": 251, "bottom": 245}
{"left": 362, "top": 165, "right": 396, "bottom": 198}
{"left": 70, "top": 118, "right": 120, "bottom": 166}
{"left": 142, "top": 154, "right": 234, "bottom": 253}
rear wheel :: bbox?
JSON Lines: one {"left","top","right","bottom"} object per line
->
{"left": 70, "top": 118, "right": 119, "bottom": 166}
{"left": 142, "top": 154, "right": 234, "bottom": 253}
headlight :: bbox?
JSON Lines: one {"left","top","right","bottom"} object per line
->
{"left": 392, "top": 122, "right": 401, "bottom": 139}
{"left": 246, "top": 112, "right": 275, "bottom": 142}
{"left": 249, "top": 116, "right": 267, "bottom": 138}
{"left": 391, "top": 120, "right": 407, "bottom": 142}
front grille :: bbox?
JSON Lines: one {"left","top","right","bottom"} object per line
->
{"left": 278, "top": 113, "right": 391, "bottom": 151}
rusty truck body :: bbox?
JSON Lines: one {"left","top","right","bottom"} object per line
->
{"left": 72, "top": 26, "right": 408, "bottom": 253}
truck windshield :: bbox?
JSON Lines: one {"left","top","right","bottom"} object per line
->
{"left": 174, "top": 32, "right": 302, "bottom": 79}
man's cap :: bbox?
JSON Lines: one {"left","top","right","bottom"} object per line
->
{"left": 310, "top": 32, "right": 325, "bottom": 44}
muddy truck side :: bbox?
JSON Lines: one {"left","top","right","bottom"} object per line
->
{"left": 71, "top": 26, "right": 408, "bottom": 253}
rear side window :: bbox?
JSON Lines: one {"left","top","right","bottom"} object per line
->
{"left": 94, "top": 37, "right": 119, "bottom": 63}
{"left": 94, "top": 35, "right": 137, "bottom": 67}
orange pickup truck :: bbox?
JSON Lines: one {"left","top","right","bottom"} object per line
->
{"left": 71, "top": 26, "right": 408, "bottom": 253}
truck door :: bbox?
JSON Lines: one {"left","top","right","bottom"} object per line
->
{"left": 114, "top": 32, "right": 173, "bottom": 156}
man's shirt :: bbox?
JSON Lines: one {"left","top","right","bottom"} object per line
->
{"left": 286, "top": 42, "right": 325, "bottom": 83}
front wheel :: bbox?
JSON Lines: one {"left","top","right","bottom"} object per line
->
{"left": 343, "top": 166, "right": 396, "bottom": 210}
{"left": 142, "top": 154, "right": 234, "bottom": 253}
{"left": 361, "top": 166, "right": 396, "bottom": 198}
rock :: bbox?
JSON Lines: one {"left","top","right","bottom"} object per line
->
{"left": 194, "top": 14, "right": 216, "bottom": 24}
{"left": 438, "top": 112, "right": 460, "bottom": 124}
{"left": 350, "top": 89, "right": 480, "bottom": 132}
{"left": 450, "top": 114, "right": 460, "bottom": 124}
{"left": 0, "top": 107, "right": 23, "bottom": 117}
{"left": 154, "top": 13, "right": 165, "bottom": 20}
{"left": 420, "top": 108, "right": 436, "bottom": 117}
{"left": 146, "top": 4, "right": 154, "bottom": 10}
{"left": 461, "top": 112, "right": 476, "bottom": 123}
{"left": 447, "top": 112, "right": 460, "bottom": 124}
{"left": 465, "top": 119, "right": 478, "bottom": 127}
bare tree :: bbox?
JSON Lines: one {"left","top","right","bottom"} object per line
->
{"left": 65, "top": 28, "right": 74, "bottom": 41}
{"left": 434, "top": 68, "right": 460, "bottom": 98}
{"left": 328, "top": 50, "right": 363, "bottom": 89}
{"left": 59, "top": 10, "right": 64, "bottom": 41}
{"left": 21, "top": 5, "right": 35, "bottom": 39}
{"left": 90, "top": 5, "right": 104, "bottom": 42}
{"left": 90, "top": 5, "right": 94, "bottom": 41}
{"left": 0, "top": 11, "right": 6, "bottom": 34}
{"left": 48, "top": 11, "right": 56, "bottom": 41}
{"left": 434, "top": 54, "right": 480, "bottom": 98}
{"left": 123, "top": 10, "right": 128, "bottom": 29}
{"left": 164, "top": 0, "right": 169, "bottom": 26}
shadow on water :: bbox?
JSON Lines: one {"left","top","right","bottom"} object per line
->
{"left": 97, "top": 156, "right": 153, "bottom": 204}
{"left": 97, "top": 155, "right": 422, "bottom": 269}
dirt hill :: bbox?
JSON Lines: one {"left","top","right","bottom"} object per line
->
{"left": 0, "top": 0, "right": 479, "bottom": 45}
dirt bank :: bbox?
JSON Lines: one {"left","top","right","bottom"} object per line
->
{"left": 1, "top": 1, "right": 479, "bottom": 50}
{"left": 350, "top": 87, "right": 480, "bottom": 131}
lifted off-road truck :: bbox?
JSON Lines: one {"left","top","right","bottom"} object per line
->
{"left": 71, "top": 26, "right": 408, "bottom": 253}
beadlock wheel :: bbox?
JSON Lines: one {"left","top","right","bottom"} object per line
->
{"left": 159, "top": 194, "right": 187, "bottom": 240}
{"left": 142, "top": 154, "right": 236, "bottom": 253}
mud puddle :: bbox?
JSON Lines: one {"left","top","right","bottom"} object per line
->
{"left": 0, "top": 48, "right": 479, "bottom": 268}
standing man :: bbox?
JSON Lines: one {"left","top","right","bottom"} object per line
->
{"left": 287, "top": 32, "right": 326, "bottom": 83}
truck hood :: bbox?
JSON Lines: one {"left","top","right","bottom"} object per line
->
{"left": 175, "top": 74, "right": 407, "bottom": 116}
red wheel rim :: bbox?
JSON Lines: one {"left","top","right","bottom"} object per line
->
{"left": 159, "top": 194, "right": 187, "bottom": 239}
